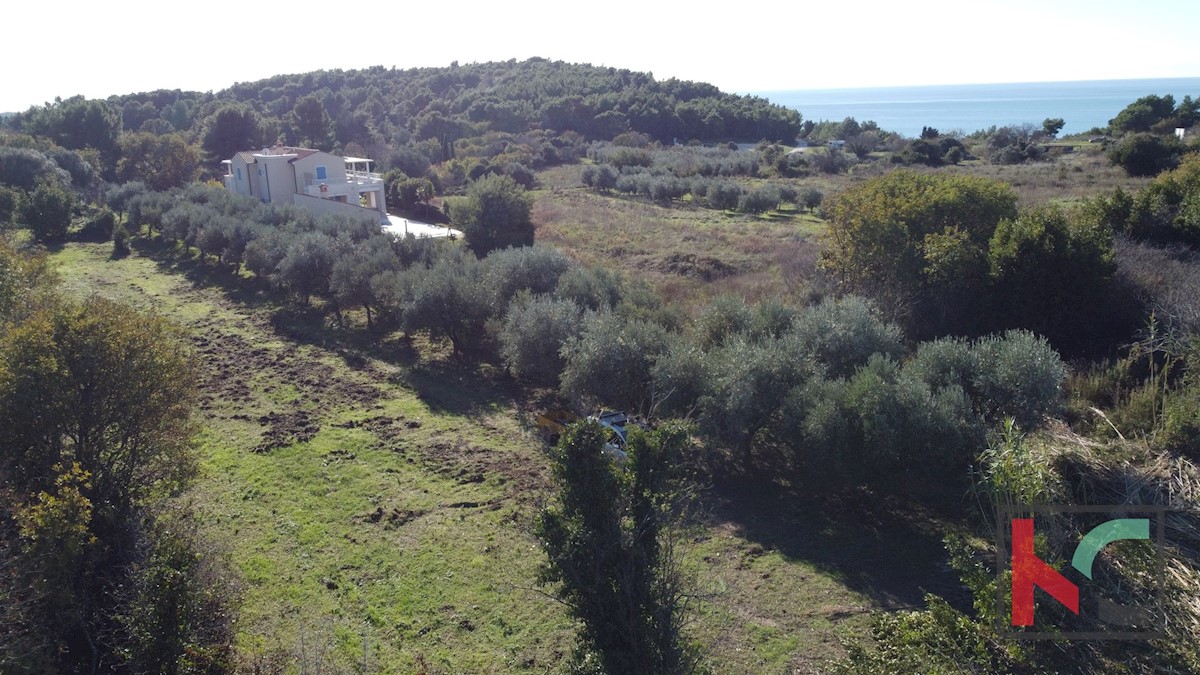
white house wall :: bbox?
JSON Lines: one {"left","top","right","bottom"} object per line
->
{"left": 292, "top": 193, "right": 387, "bottom": 224}
{"left": 291, "top": 151, "right": 348, "bottom": 194}
{"left": 259, "top": 155, "right": 294, "bottom": 204}
{"left": 230, "top": 156, "right": 254, "bottom": 197}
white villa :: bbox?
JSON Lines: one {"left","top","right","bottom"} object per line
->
{"left": 222, "top": 146, "right": 388, "bottom": 224}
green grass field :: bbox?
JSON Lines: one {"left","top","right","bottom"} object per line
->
{"left": 48, "top": 147, "right": 1130, "bottom": 671}
{"left": 49, "top": 241, "right": 967, "bottom": 673}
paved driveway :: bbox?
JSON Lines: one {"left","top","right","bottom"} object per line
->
{"left": 384, "top": 215, "right": 462, "bottom": 239}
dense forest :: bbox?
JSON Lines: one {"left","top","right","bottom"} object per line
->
{"left": 6, "top": 59, "right": 802, "bottom": 174}
{"left": 2, "top": 61, "right": 1200, "bottom": 673}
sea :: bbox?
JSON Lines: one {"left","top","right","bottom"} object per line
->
{"left": 755, "top": 78, "right": 1200, "bottom": 138}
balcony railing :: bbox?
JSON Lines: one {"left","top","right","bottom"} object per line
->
{"left": 346, "top": 169, "right": 383, "bottom": 183}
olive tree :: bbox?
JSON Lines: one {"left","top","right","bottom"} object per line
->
{"left": 451, "top": 173, "right": 534, "bottom": 256}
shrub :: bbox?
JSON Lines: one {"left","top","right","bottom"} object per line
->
{"left": 555, "top": 265, "right": 623, "bottom": 311}
{"left": 788, "top": 296, "right": 904, "bottom": 379}
{"left": 976, "top": 420, "right": 1065, "bottom": 512}
{"left": 112, "top": 222, "right": 131, "bottom": 257}
{"left": 829, "top": 594, "right": 1021, "bottom": 674}
{"left": 971, "top": 330, "right": 1067, "bottom": 428}
{"left": 749, "top": 298, "right": 797, "bottom": 342}
{"left": 792, "top": 355, "right": 984, "bottom": 487}
{"left": 987, "top": 205, "right": 1116, "bottom": 350}
{"left": 484, "top": 244, "right": 572, "bottom": 312}
{"left": 1108, "top": 133, "right": 1182, "bottom": 177}
{"left": 451, "top": 173, "right": 534, "bottom": 256}
{"left": 694, "top": 294, "right": 754, "bottom": 349}
{"left": 906, "top": 330, "right": 1066, "bottom": 429}
{"left": 820, "top": 170, "right": 1018, "bottom": 336}
{"left": 498, "top": 294, "right": 584, "bottom": 385}
{"left": 560, "top": 312, "right": 670, "bottom": 413}
{"left": 810, "top": 147, "right": 850, "bottom": 174}
{"left": 113, "top": 511, "right": 238, "bottom": 674}
{"left": 0, "top": 185, "right": 18, "bottom": 223}
{"left": 503, "top": 161, "right": 536, "bottom": 188}
{"left": 738, "top": 186, "right": 780, "bottom": 214}
{"left": 905, "top": 337, "right": 978, "bottom": 395}
{"left": 77, "top": 208, "right": 117, "bottom": 242}
{"left": 404, "top": 253, "right": 494, "bottom": 354}
{"left": 985, "top": 125, "right": 1043, "bottom": 165}
{"left": 705, "top": 181, "right": 743, "bottom": 210}
{"left": 17, "top": 178, "right": 76, "bottom": 243}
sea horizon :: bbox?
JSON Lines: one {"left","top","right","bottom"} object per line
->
{"left": 753, "top": 76, "right": 1200, "bottom": 138}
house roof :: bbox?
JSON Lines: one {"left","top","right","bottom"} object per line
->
{"left": 236, "top": 146, "right": 324, "bottom": 163}
{"left": 276, "top": 146, "right": 321, "bottom": 161}
{"left": 234, "top": 146, "right": 369, "bottom": 165}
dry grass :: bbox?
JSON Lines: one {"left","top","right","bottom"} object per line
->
{"left": 939, "top": 147, "right": 1150, "bottom": 206}
{"left": 1036, "top": 428, "right": 1200, "bottom": 645}
{"left": 532, "top": 149, "right": 1149, "bottom": 312}
{"left": 532, "top": 184, "right": 823, "bottom": 312}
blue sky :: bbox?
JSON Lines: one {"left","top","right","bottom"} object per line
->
{"left": 5, "top": 0, "right": 1198, "bottom": 112}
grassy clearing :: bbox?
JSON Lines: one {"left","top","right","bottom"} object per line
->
{"left": 943, "top": 147, "right": 1151, "bottom": 206}
{"left": 52, "top": 242, "right": 574, "bottom": 672}
{"left": 533, "top": 151, "right": 1146, "bottom": 313}
{"left": 532, "top": 179, "right": 822, "bottom": 311}
{"left": 48, "top": 240, "right": 953, "bottom": 673}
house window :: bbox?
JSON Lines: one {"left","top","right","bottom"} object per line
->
{"left": 315, "top": 165, "right": 327, "bottom": 180}
{"left": 236, "top": 167, "right": 242, "bottom": 180}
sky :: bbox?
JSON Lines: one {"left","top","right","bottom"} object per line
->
{"left": 5, "top": 0, "right": 1199, "bottom": 113}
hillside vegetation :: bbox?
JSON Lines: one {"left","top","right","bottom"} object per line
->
{"left": 2, "top": 63, "right": 1200, "bottom": 673}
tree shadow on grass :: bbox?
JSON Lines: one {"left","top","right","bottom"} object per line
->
{"left": 707, "top": 473, "right": 973, "bottom": 612}
{"left": 130, "top": 234, "right": 525, "bottom": 419}
{"left": 400, "top": 358, "right": 527, "bottom": 418}
{"left": 131, "top": 236, "right": 274, "bottom": 309}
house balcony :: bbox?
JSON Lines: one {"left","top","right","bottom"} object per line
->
{"left": 346, "top": 169, "right": 384, "bottom": 184}
{"left": 303, "top": 178, "right": 386, "bottom": 212}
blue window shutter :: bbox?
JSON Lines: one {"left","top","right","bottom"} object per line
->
{"left": 316, "top": 165, "right": 327, "bottom": 180}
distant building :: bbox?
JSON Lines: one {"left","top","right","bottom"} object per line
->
{"left": 827, "top": 140, "right": 846, "bottom": 149}
{"left": 221, "top": 146, "right": 387, "bottom": 224}
{"left": 1177, "top": 128, "right": 1187, "bottom": 140}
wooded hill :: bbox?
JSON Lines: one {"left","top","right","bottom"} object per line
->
{"left": 11, "top": 59, "right": 803, "bottom": 167}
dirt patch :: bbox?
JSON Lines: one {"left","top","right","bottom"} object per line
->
{"left": 254, "top": 410, "right": 320, "bottom": 452}
{"left": 421, "top": 435, "right": 549, "bottom": 496}
{"left": 360, "top": 506, "right": 430, "bottom": 530}
{"left": 638, "top": 252, "right": 742, "bottom": 281}
{"left": 186, "top": 310, "right": 384, "bottom": 453}
{"left": 332, "top": 415, "right": 415, "bottom": 444}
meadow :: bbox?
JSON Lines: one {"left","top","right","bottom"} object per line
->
{"left": 45, "top": 240, "right": 974, "bottom": 673}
